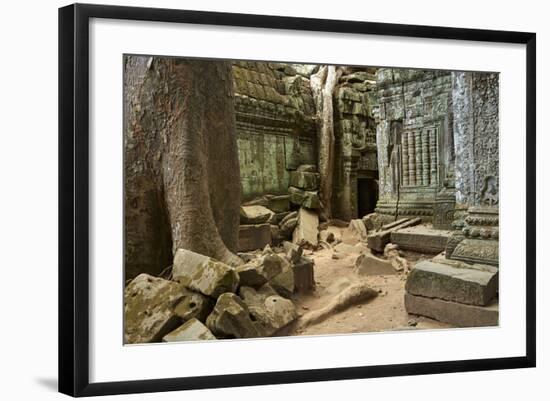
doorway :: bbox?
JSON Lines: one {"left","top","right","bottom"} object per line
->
{"left": 357, "top": 178, "right": 378, "bottom": 218}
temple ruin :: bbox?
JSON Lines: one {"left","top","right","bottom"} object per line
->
{"left": 124, "top": 57, "right": 499, "bottom": 343}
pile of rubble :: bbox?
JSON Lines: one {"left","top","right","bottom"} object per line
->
{"left": 124, "top": 243, "right": 315, "bottom": 344}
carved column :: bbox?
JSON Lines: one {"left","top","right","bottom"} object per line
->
{"left": 429, "top": 128, "right": 437, "bottom": 185}
{"left": 421, "top": 129, "right": 429, "bottom": 186}
{"left": 415, "top": 130, "right": 422, "bottom": 186}
{"left": 401, "top": 132, "right": 409, "bottom": 186}
{"left": 408, "top": 131, "right": 416, "bottom": 185}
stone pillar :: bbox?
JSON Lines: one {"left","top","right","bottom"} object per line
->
{"left": 414, "top": 130, "right": 422, "bottom": 186}
{"left": 408, "top": 131, "right": 416, "bottom": 185}
{"left": 421, "top": 129, "right": 429, "bottom": 186}
{"left": 402, "top": 132, "right": 409, "bottom": 186}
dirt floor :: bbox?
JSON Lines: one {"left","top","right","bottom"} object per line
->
{"left": 282, "top": 225, "right": 452, "bottom": 336}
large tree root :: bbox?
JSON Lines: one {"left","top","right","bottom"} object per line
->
{"left": 297, "top": 283, "right": 378, "bottom": 329}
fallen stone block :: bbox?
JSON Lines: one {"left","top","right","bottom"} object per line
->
{"left": 355, "top": 252, "right": 397, "bottom": 276}
{"left": 391, "top": 226, "right": 452, "bottom": 254}
{"left": 293, "top": 208, "right": 319, "bottom": 248}
{"left": 266, "top": 195, "right": 290, "bottom": 213}
{"left": 383, "top": 243, "right": 408, "bottom": 272}
{"left": 289, "top": 170, "right": 319, "bottom": 190}
{"left": 268, "top": 211, "right": 292, "bottom": 225}
{"left": 334, "top": 242, "right": 362, "bottom": 255}
{"left": 381, "top": 218, "right": 411, "bottom": 231}
{"left": 283, "top": 241, "right": 303, "bottom": 264}
{"left": 238, "top": 223, "right": 272, "bottom": 252}
{"left": 293, "top": 256, "right": 315, "bottom": 293}
{"left": 405, "top": 260, "right": 498, "bottom": 306}
{"left": 362, "top": 213, "right": 382, "bottom": 231}
{"left": 173, "top": 289, "right": 214, "bottom": 323}
{"left": 239, "top": 285, "right": 298, "bottom": 336}
{"left": 269, "top": 260, "right": 295, "bottom": 298}
{"left": 349, "top": 219, "right": 368, "bottom": 241}
{"left": 270, "top": 224, "right": 282, "bottom": 246}
{"left": 288, "top": 186, "right": 320, "bottom": 209}
{"left": 206, "top": 293, "right": 261, "bottom": 338}
{"left": 162, "top": 318, "right": 216, "bottom": 342}
{"left": 279, "top": 211, "right": 298, "bottom": 239}
{"left": 172, "top": 249, "right": 239, "bottom": 298}
{"left": 240, "top": 205, "right": 274, "bottom": 224}
{"left": 124, "top": 274, "right": 188, "bottom": 344}
{"left": 405, "top": 293, "right": 499, "bottom": 327}
{"left": 367, "top": 217, "right": 421, "bottom": 252}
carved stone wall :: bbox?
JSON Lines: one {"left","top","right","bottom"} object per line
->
{"left": 333, "top": 69, "right": 378, "bottom": 220}
{"left": 374, "top": 68, "right": 455, "bottom": 222}
{"left": 232, "top": 62, "right": 317, "bottom": 201}
{"left": 448, "top": 71, "right": 499, "bottom": 266}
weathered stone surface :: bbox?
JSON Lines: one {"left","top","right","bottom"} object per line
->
{"left": 206, "top": 293, "right": 261, "bottom": 338}
{"left": 283, "top": 241, "right": 303, "bottom": 263}
{"left": 236, "top": 251, "right": 286, "bottom": 289}
{"left": 293, "top": 208, "right": 319, "bottom": 248}
{"left": 288, "top": 186, "right": 320, "bottom": 209}
{"left": 297, "top": 164, "right": 317, "bottom": 173}
{"left": 162, "top": 318, "right": 216, "bottom": 342}
{"left": 348, "top": 219, "right": 368, "bottom": 241}
{"left": 240, "top": 205, "right": 274, "bottom": 224}
{"left": 289, "top": 171, "right": 319, "bottom": 190}
{"left": 235, "top": 264, "right": 268, "bottom": 288}
{"left": 238, "top": 224, "right": 272, "bottom": 252}
{"left": 268, "top": 211, "right": 292, "bottom": 225}
{"left": 279, "top": 216, "right": 298, "bottom": 238}
{"left": 355, "top": 252, "right": 397, "bottom": 275}
{"left": 270, "top": 224, "right": 282, "bottom": 246}
{"left": 450, "top": 238, "right": 499, "bottom": 266}
{"left": 333, "top": 242, "right": 363, "bottom": 255}
{"left": 269, "top": 259, "right": 295, "bottom": 298}
{"left": 405, "top": 293, "right": 498, "bottom": 327}
{"left": 390, "top": 226, "right": 452, "bottom": 254}
{"left": 173, "top": 290, "right": 214, "bottom": 323}
{"left": 239, "top": 285, "right": 298, "bottom": 336}
{"left": 362, "top": 213, "right": 383, "bottom": 231}
{"left": 172, "top": 249, "right": 239, "bottom": 298}
{"left": 266, "top": 195, "right": 290, "bottom": 213}
{"left": 124, "top": 274, "right": 188, "bottom": 344}
{"left": 367, "top": 218, "right": 421, "bottom": 252}
{"left": 383, "top": 243, "right": 408, "bottom": 272}
{"left": 293, "top": 256, "right": 315, "bottom": 293}
{"left": 405, "top": 260, "right": 498, "bottom": 306}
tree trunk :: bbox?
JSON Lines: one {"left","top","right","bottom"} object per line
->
{"left": 124, "top": 56, "right": 242, "bottom": 279}
{"left": 311, "top": 65, "right": 341, "bottom": 221}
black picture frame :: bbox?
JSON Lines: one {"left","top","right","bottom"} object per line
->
{"left": 58, "top": 3, "right": 537, "bottom": 397}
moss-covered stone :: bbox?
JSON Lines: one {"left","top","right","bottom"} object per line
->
{"left": 205, "top": 293, "right": 261, "bottom": 338}
{"left": 162, "top": 318, "right": 217, "bottom": 342}
{"left": 172, "top": 249, "right": 239, "bottom": 299}
{"left": 124, "top": 274, "right": 189, "bottom": 344}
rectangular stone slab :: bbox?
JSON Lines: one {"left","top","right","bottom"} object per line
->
{"left": 238, "top": 224, "right": 271, "bottom": 252}
{"left": 390, "top": 226, "right": 452, "bottom": 254}
{"left": 367, "top": 217, "right": 421, "bottom": 252}
{"left": 405, "top": 293, "right": 499, "bottom": 328}
{"left": 405, "top": 260, "right": 498, "bottom": 306}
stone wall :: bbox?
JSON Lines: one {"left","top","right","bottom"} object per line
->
{"left": 375, "top": 68, "right": 455, "bottom": 223}
{"left": 232, "top": 62, "right": 317, "bottom": 201}
{"left": 447, "top": 71, "right": 500, "bottom": 266}
{"left": 332, "top": 68, "right": 378, "bottom": 220}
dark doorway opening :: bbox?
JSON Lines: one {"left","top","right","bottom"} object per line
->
{"left": 357, "top": 178, "right": 378, "bottom": 218}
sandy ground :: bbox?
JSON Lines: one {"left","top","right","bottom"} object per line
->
{"left": 281, "top": 225, "right": 452, "bottom": 337}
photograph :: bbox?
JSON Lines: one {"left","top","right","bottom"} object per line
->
{"left": 123, "top": 56, "right": 500, "bottom": 344}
